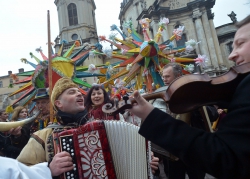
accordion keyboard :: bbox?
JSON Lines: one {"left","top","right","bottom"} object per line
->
{"left": 60, "top": 135, "right": 79, "bottom": 179}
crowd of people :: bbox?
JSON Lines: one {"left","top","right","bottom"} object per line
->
{"left": 0, "top": 14, "right": 249, "bottom": 179}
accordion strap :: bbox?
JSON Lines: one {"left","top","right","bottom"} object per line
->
{"left": 31, "top": 133, "right": 45, "bottom": 150}
{"left": 151, "top": 142, "right": 179, "bottom": 161}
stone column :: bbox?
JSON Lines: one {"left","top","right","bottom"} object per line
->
{"left": 207, "top": 10, "right": 224, "bottom": 66}
{"left": 160, "top": 14, "right": 169, "bottom": 42}
{"left": 189, "top": 18, "right": 201, "bottom": 54}
{"left": 192, "top": 8, "right": 211, "bottom": 65}
{"left": 220, "top": 43, "right": 231, "bottom": 67}
{"left": 220, "top": 42, "right": 235, "bottom": 68}
{"left": 150, "top": 16, "right": 159, "bottom": 40}
{"left": 134, "top": 1, "right": 140, "bottom": 17}
{"left": 202, "top": 11, "right": 219, "bottom": 69}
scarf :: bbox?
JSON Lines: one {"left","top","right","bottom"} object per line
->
{"left": 57, "top": 109, "right": 88, "bottom": 125}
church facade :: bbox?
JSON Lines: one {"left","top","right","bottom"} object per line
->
{"left": 119, "top": 0, "right": 237, "bottom": 73}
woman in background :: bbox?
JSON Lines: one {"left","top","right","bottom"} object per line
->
{"left": 84, "top": 85, "right": 119, "bottom": 120}
{"left": 11, "top": 106, "right": 28, "bottom": 121}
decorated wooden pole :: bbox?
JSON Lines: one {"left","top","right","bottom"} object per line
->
{"left": 47, "top": 10, "right": 54, "bottom": 123}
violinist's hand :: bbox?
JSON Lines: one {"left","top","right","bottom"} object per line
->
{"left": 129, "top": 90, "right": 154, "bottom": 121}
{"left": 217, "top": 109, "right": 224, "bottom": 115}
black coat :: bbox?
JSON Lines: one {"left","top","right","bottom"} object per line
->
{"left": 139, "top": 74, "right": 250, "bottom": 179}
{"left": 11, "top": 123, "right": 31, "bottom": 150}
{"left": 0, "top": 132, "right": 21, "bottom": 159}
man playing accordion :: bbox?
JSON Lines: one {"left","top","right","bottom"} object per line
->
{"left": 17, "top": 77, "right": 158, "bottom": 178}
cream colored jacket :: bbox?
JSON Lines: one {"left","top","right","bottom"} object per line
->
{"left": 17, "top": 128, "right": 53, "bottom": 165}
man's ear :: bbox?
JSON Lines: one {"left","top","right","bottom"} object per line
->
{"left": 54, "top": 100, "right": 62, "bottom": 109}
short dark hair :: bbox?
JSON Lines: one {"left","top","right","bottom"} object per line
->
{"left": 235, "top": 14, "right": 250, "bottom": 28}
{"left": 163, "top": 63, "right": 183, "bottom": 78}
{"left": 84, "top": 85, "right": 112, "bottom": 111}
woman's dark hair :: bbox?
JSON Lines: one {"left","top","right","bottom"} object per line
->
{"left": 84, "top": 85, "right": 112, "bottom": 111}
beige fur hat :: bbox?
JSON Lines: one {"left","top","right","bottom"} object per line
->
{"left": 51, "top": 77, "right": 78, "bottom": 107}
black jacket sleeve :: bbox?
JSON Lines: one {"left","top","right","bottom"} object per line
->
{"left": 139, "top": 74, "right": 250, "bottom": 179}
{"left": 11, "top": 123, "right": 31, "bottom": 149}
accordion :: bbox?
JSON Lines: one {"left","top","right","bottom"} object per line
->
{"left": 54, "top": 120, "right": 153, "bottom": 179}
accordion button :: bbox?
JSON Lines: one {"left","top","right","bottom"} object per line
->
{"left": 63, "top": 143, "right": 66, "bottom": 145}
{"left": 71, "top": 153, "right": 74, "bottom": 156}
{"left": 67, "top": 172, "right": 70, "bottom": 175}
{"left": 71, "top": 149, "right": 74, "bottom": 152}
{"left": 63, "top": 146, "right": 66, "bottom": 149}
{"left": 74, "top": 168, "right": 76, "bottom": 171}
{"left": 67, "top": 176, "right": 70, "bottom": 179}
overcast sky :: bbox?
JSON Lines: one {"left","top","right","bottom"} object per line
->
{"left": 0, "top": 0, "right": 249, "bottom": 76}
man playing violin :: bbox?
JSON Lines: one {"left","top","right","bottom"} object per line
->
{"left": 129, "top": 15, "right": 250, "bottom": 179}
{"left": 161, "top": 63, "right": 218, "bottom": 179}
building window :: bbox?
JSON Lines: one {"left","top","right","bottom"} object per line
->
{"left": 227, "top": 41, "right": 233, "bottom": 54}
{"left": 176, "top": 33, "right": 187, "bottom": 47}
{"left": 68, "top": 3, "right": 78, "bottom": 26}
{"left": 0, "top": 81, "right": 2, "bottom": 88}
{"left": 71, "top": 33, "right": 78, "bottom": 40}
{"left": 174, "top": 24, "right": 186, "bottom": 47}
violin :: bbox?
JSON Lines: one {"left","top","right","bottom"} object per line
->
{"left": 102, "top": 62, "right": 250, "bottom": 114}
